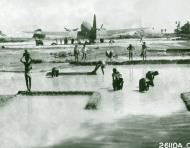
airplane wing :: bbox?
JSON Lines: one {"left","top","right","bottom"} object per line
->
{"left": 72, "top": 28, "right": 79, "bottom": 31}
{"left": 44, "top": 31, "right": 78, "bottom": 39}
{"left": 23, "top": 31, "right": 77, "bottom": 39}
{"left": 64, "top": 28, "right": 71, "bottom": 32}
{"left": 98, "top": 27, "right": 152, "bottom": 38}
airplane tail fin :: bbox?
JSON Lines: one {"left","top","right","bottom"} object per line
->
{"left": 93, "top": 14, "right": 97, "bottom": 32}
{"left": 89, "top": 14, "right": 97, "bottom": 43}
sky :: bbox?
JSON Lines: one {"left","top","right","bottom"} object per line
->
{"left": 0, "top": 0, "right": 190, "bottom": 35}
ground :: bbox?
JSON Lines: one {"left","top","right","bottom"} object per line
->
{"left": 1, "top": 38, "right": 190, "bottom": 72}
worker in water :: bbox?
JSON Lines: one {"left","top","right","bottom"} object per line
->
{"left": 81, "top": 42, "right": 87, "bottom": 60}
{"left": 20, "top": 50, "right": 32, "bottom": 91}
{"left": 146, "top": 71, "right": 159, "bottom": 86}
{"left": 139, "top": 78, "right": 149, "bottom": 92}
{"left": 139, "top": 71, "right": 159, "bottom": 92}
{"left": 127, "top": 44, "right": 135, "bottom": 61}
{"left": 141, "top": 42, "right": 147, "bottom": 61}
{"left": 51, "top": 67, "right": 59, "bottom": 77}
{"left": 112, "top": 68, "right": 124, "bottom": 91}
{"left": 74, "top": 43, "right": 79, "bottom": 62}
{"left": 91, "top": 60, "right": 106, "bottom": 75}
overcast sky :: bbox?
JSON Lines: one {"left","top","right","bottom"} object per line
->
{"left": 0, "top": 0, "right": 190, "bottom": 35}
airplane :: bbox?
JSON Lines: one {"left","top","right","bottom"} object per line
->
{"left": 24, "top": 14, "right": 162, "bottom": 44}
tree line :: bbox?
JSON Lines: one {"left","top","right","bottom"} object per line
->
{"left": 175, "top": 21, "right": 190, "bottom": 39}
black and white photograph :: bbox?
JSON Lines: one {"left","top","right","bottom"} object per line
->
{"left": 0, "top": 0, "right": 190, "bottom": 147}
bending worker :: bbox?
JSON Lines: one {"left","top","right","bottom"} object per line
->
{"left": 112, "top": 68, "right": 124, "bottom": 91}
{"left": 91, "top": 60, "right": 106, "bottom": 75}
{"left": 146, "top": 71, "right": 159, "bottom": 86}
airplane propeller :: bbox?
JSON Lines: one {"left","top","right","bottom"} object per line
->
{"left": 97, "top": 24, "right": 106, "bottom": 31}
{"left": 100, "top": 24, "right": 103, "bottom": 29}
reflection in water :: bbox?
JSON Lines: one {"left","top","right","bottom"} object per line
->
{"left": 142, "top": 65, "right": 148, "bottom": 78}
{"left": 27, "top": 98, "right": 32, "bottom": 115}
{"left": 129, "top": 66, "right": 133, "bottom": 81}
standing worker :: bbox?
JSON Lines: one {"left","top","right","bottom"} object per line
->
{"left": 81, "top": 42, "right": 87, "bottom": 60}
{"left": 127, "top": 44, "right": 135, "bottom": 61}
{"left": 74, "top": 43, "right": 79, "bottom": 62}
{"left": 71, "top": 39, "right": 75, "bottom": 44}
{"left": 141, "top": 42, "right": 147, "bottom": 61}
{"left": 20, "top": 50, "right": 32, "bottom": 91}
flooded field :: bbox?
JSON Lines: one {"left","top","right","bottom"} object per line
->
{"left": 0, "top": 65, "right": 190, "bottom": 148}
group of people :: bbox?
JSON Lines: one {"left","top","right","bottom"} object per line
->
{"left": 20, "top": 41, "right": 150, "bottom": 92}
{"left": 74, "top": 41, "right": 148, "bottom": 63}
{"left": 127, "top": 42, "right": 147, "bottom": 61}
{"left": 112, "top": 68, "right": 158, "bottom": 92}
{"left": 74, "top": 42, "right": 87, "bottom": 62}
{"left": 90, "top": 60, "right": 158, "bottom": 92}
{"left": 112, "top": 68, "right": 159, "bottom": 92}
{"left": 91, "top": 62, "right": 124, "bottom": 91}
